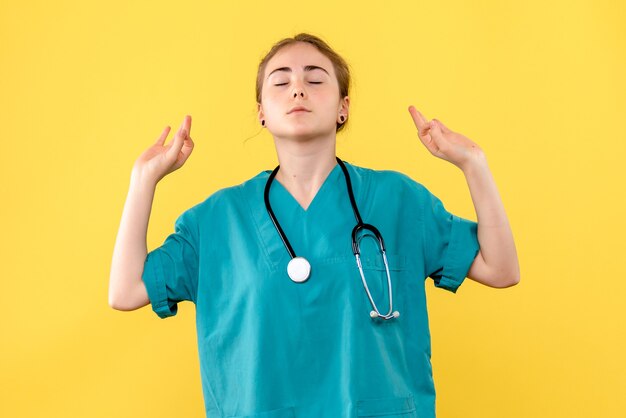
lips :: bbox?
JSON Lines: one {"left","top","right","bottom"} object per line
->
{"left": 288, "top": 106, "right": 311, "bottom": 114}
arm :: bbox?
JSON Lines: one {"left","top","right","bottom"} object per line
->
{"left": 463, "top": 154, "right": 520, "bottom": 287}
{"left": 108, "top": 174, "right": 155, "bottom": 310}
{"left": 108, "top": 115, "right": 195, "bottom": 310}
{"left": 407, "top": 106, "right": 520, "bottom": 288}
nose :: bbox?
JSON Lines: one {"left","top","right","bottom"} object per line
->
{"left": 291, "top": 80, "right": 306, "bottom": 98}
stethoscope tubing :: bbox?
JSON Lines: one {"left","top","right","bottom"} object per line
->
{"left": 264, "top": 157, "right": 363, "bottom": 257}
{"left": 264, "top": 166, "right": 298, "bottom": 259}
{"left": 264, "top": 156, "right": 399, "bottom": 320}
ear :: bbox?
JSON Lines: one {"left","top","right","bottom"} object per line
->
{"left": 341, "top": 96, "right": 350, "bottom": 113}
{"left": 338, "top": 96, "right": 350, "bottom": 121}
{"left": 257, "top": 102, "right": 264, "bottom": 123}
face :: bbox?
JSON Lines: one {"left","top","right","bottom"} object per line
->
{"left": 258, "top": 42, "right": 349, "bottom": 141}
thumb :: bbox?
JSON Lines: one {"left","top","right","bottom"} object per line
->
{"left": 428, "top": 120, "right": 444, "bottom": 144}
{"left": 166, "top": 129, "right": 186, "bottom": 161}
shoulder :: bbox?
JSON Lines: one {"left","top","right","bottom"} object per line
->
{"left": 349, "top": 162, "right": 430, "bottom": 197}
{"left": 182, "top": 169, "right": 269, "bottom": 220}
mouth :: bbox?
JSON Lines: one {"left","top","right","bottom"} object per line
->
{"left": 287, "top": 106, "right": 311, "bottom": 114}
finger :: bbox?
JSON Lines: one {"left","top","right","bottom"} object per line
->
{"left": 415, "top": 121, "right": 438, "bottom": 155}
{"left": 181, "top": 132, "right": 194, "bottom": 154}
{"left": 428, "top": 120, "right": 446, "bottom": 148}
{"left": 181, "top": 114, "right": 192, "bottom": 136}
{"left": 433, "top": 118, "right": 451, "bottom": 134}
{"left": 166, "top": 128, "right": 186, "bottom": 161}
{"left": 155, "top": 126, "right": 171, "bottom": 145}
{"left": 409, "top": 106, "right": 436, "bottom": 139}
{"left": 408, "top": 105, "right": 428, "bottom": 132}
{"left": 178, "top": 135, "right": 194, "bottom": 163}
{"left": 418, "top": 120, "right": 434, "bottom": 139}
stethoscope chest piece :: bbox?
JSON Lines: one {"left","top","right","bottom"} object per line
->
{"left": 264, "top": 157, "right": 399, "bottom": 320}
{"left": 287, "top": 256, "right": 311, "bottom": 283}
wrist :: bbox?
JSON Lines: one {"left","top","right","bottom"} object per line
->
{"left": 130, "top": 167, "right": 159, "bottom": 190}
{"left": 460, "top": 150, "right": 488, "bottom": 175}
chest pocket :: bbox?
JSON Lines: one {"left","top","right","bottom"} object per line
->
{"left": 356, "top": 394, "right": 417, "bottom": 417}
{"left": 356, "top": 252, "right": 408, "bottom": 316}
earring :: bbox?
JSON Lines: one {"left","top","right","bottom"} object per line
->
{"left": 262, "top": 120, "right": 265, "bottom": 126}
{"left": 340, "top": 115, "right": 345, "bottom": 122}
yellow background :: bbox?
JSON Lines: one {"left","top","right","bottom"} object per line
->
{"left": 1, "top": 0, "right": 624, "bottom": 416}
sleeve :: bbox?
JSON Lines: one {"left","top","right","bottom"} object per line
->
{"left": 141, "top": 208, "right": 200, "bottom": 318}
{"left": 421, "top": 188, "right": 480, "bottom": 293}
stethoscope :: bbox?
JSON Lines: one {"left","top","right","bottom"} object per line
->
{"left": 264, "top": 156, "right": 400, "bottom": 320}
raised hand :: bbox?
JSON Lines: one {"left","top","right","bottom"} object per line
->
{"left": 408, "top": 106, "right": 484, "bottom": 171}
{"left": 132, "top": 115, "right": 195, "bottom": 184}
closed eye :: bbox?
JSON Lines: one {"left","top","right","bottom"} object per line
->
{"left": 273, "top": 81, "right": 323, "bottom": 86}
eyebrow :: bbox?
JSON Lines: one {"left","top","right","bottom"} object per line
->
{"left": 267, "top": 65, "right": 329, "bottom": 79}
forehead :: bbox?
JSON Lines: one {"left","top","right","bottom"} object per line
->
{"left": 264, "top": 42, "right": 335, "bottom": 79}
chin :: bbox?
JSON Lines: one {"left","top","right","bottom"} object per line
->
{"left": 275, "top": 125, "right": 332, "bottom": 141}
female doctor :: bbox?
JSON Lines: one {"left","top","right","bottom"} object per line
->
{"left": 109, "top": 33, "right": 520, "bottom": 418}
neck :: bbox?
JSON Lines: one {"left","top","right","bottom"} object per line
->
{"left": 272, "top": 134, "right": 338, "bottom": 197}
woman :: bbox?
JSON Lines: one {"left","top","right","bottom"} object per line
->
{"left": 109, "top": 33, "right": 520, "bottom": 418}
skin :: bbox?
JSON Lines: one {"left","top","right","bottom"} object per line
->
{"left": 109, "top": 42, "right": 519, "bottom": 311}
{"left": 254, "top": 42, "right": 519, "bottom": 288}
{"left": 108, "top": 116, "right": 194, "bottom": 310}
{"left": 408, "top": 107, "right": 521, "bottom": 287}
{"left": 256, "top": 42, "right": 349, "bottom": 210}
{"left": 134, "top": 115, "right": 195, "bottom": 185}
